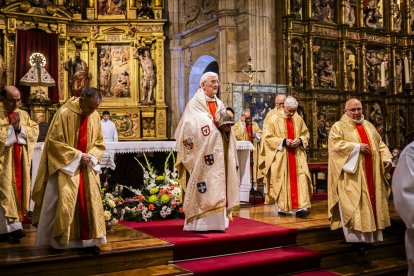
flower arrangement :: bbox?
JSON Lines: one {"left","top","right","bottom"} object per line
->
{"left": 101, "top": 186, "right": 124, "bottom": 227}
{"left": 121, "top": 151, "right": 184, "bottom": 222}
{"left": 28, "top": 88, "right": 51, "bottom": 105}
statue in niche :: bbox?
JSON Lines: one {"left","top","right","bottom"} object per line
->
{"left": 395, "top": 57, "right": 403, "bottom": 93}
{"left": 134, "top": 46, "right": 156, "bottom": 104}
{"left": 363, "top": 0, "right": 383, "bottom": 29}
{"left": 317, "top": 113, "right": 330, "bottom": 149}
{"left": 314, "top": 50, "right": 336, "bottom": 89}
{"left": 291, "top": 40, "right": 303, "bottom": 88}
{"left": 366, "top": 51, "right": 384, "bottom": 92}
{"left": 343, "top": 0, "right": 356, "bottom": 27}
{"left": 113, "top": 70, "right": 130, "bottom": 97}
{"left": 369, "top": 102, "right": 387, "bottom": 143}
{"left": 345, "top": 49, "right": 356, "bottom": 91}
{"left": 410, "top": 0, "right": 414, "bottom": 33}
{"left": 291, "top": 0, "right": 303, "bottom": 19}
{"left": 312, "top": 0, "right": 335, "bottom": 23}
{"left": 137, "top": 0, "right": 154, "bottom": 19}
{"left": 99, "top": 48, "right": 112, "bottom": 97}
{"left": 64, "top": 50, "right": 90, "bottom": 97}
{"left": 391, "top": 0, "right": 402, "bottom": 32}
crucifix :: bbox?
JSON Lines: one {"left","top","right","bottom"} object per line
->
{"left": 235, "top": 56, "right": 265, "bottom": 205}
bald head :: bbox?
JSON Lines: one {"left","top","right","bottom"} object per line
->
{"left": 2, "top": 86, "right": 21, "bottom": 113}
{"left": 275, "top": 94, "right": 286, "bottom": 110}
{"left": 344, "top": 98, "right": 363, "bottom": 120}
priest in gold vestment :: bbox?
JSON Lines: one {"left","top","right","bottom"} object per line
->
{"left": 328, "top": 99, "right": 392, "bottom": 255}
{"left": 32, "top": 87, "right": 106, "bottom": 252}
{"left": 175, "top": 72, "right": 239, "bottom": 231}
{"left": 0, "top": 86, "right": 39, "bottom": 241}
{"left": 233, "top": 108, "right": 261, "bottom": 185}
{"left": 258, "top": 94, "right": 286, "bottom": 203}
{"left": 263, "top": 96, "right": 312, "bottom": 217}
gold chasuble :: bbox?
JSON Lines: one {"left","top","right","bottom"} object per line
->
{"left": 328, "top": 114, "right": 392, "bottom": 235}
{"left": 263, "top": 112, "right": 312, "bottom": 212}
{"left": 32, "top": 97, "right": 106, "bottom": 247}
{"left": 0, "top": 105, "right": 39, "bottom": 223}
{"left": 175, "top": 89, "right": 239, "bottom": 228}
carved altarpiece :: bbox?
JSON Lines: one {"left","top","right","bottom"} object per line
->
{"left": 0, "top": 0, "right": 166, "bottom": 140}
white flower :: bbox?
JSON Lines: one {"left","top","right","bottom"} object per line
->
{"left": 171, "top": 171, "right": 178, "bottom": 179}
{"left": 146, "top": 183, "right": 156, "bottom": 190}
{"left": 143, "top": 171, "right": 150, "bottom": 179}
{"left": 105, "top": 193, "right": 114, "bottom": 200}
{"left": 166, "top": 207, "right": 172, "bottom": 215}
{"left": 172, "top": 187, "right": 181, "bottom": 196}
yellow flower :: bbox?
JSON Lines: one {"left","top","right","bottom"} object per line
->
{"left": 148, "top": 195, "right": 158, "bottom": 203}
{"left": 160, "top": 194, "right": 170, "bottom": 203}
{"left": 149, "top": 187, "right": 159, "bottom": 195}
{"left": 156, "top": 175, "right": 165, "bottom": 181}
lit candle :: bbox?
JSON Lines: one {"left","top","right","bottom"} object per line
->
{"left": 380, "top": 62, "right": 386, "bottom": 87}
{"left": 404, "top": 57, "right": 410, "bottom": 84}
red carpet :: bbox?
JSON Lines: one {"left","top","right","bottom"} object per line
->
{"left": 312, "top": 192, "right": 328, "bottom": 201}
{"left": 121, "top": 216, "right": 297, "bottom": 260}
{"left": 176, "top": 247, "right": 322, "bottom": 276}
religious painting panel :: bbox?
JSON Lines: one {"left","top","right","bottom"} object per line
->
{"left": 312, "top": 0, "right": 336, "bottom": 24}
{"left": 97, "top": 44, "right": 131, "bottom": 99}
{"left": 231, "top": 83, "right": 287, "bottom": 129}
{"left": 291, "top": 38, "right": 304, "bottom": 89}
{"left": 365, "top": 47, "right": 388, "bottom": 93}
{"left": 344, "top": 46, "right": 357, "bottom": 92}
{"left": 363, "top": 0, "right": 383, "bottom": 30}
{"left": 312, "top": 39, "right": 337, "bottom": 90}
{"left": 97, "top": 0, "right": 127, "bottom": 18}
{"left": 343, "top": 0, "right": 356, "bottom": 27}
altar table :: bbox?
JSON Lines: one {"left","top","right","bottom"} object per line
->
{"left": 30, "top": 141, "right": 254, "bottom": 210}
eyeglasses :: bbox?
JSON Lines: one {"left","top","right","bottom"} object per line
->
{"left": 346, "top": 107, "right": 362, "bottom": 112}
{"left": 4, "top": 97, "right": 21, "bottom": 103}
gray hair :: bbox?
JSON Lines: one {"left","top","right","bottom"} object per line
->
{"left": 199, "top": 72, "right": 218, "bottom": 87}
{"left": 284, "top": 96, "right": 298, "bottom": 108}
{"left": 81, "top": 87, "right": 102, "bottom": 104}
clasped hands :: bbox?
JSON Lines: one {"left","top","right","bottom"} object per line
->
{"left": 286, "top": 138, "right": 301, "bottom": 148}
{"left": 10, "top": 112, "right": 21, "bottom": 132}
{"left": 80, "top": 153, "right": 92, "bottom": 168}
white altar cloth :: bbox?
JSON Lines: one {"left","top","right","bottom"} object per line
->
{"left": 30, "top": 141, "right": 254, "bottom": 209}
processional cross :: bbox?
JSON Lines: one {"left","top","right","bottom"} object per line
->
{"left": 235, "top": 56, "right": 266, "bottom": 205}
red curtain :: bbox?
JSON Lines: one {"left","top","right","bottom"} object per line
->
{"left": 15, "top": 29, "right": 59, "bottom": 103}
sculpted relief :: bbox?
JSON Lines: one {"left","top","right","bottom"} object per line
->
{"left": 363, "top": 0, "right": 383, "bottom": 29}
{"left": 312, "top": 0, "right": 335, "bottom": 24}
{"left": 182, "top": 0, "right": 218, "bottom": 30}
{"left": 343, "top": 0, "right": 356, "bottom": 27}
{"left": 291, "top": 39, "right": 304, "bottom": 89}
{"left": 313, "top": 44, "right": 337, "bottom": 89}
{"left": 345, "top": 47, "right": 356, "bottom": 92}
{"left": 365, "top": 50, "right": 387, "bottom": 93}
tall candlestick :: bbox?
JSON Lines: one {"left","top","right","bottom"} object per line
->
{"left": 404, "top": 57, "right": 410, "bottom": 84}
{"left": 380, "top": 62, "right": 386, "bottom": 87}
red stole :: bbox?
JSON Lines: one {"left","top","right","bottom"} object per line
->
{"left": 77, "top": 115, "right": 90, "bottom": 240}
{"left": 8, "top": 113, "right": 23, "bottom": 215}
{"left": 246, "top": 123, "right": 252, "bottom": 141}
{"left": 207, "top": 101, "right": 217, "bottom": 127}
{"left": 286, "top": 118, "right": 299, "bottom": 209}
{"left": 355, "top": 124, "right": 376, "bottom": 220}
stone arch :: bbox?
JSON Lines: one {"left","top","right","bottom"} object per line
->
{"left": 188, "top": 55, "right": 219, "bottom": 100}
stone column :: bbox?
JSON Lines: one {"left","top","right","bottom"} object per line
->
{"left": 217, "top": 0, "right": 237, "bottom": 106}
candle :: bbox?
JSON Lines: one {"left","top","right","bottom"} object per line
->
{"left": 380, "top": 62, "right": 386, "bottom": 87}
{"left": 404, "top": 57, "right": 410, "bottom": 84}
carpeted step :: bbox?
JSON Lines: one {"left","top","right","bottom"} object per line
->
{"left": 175, "top": 246, "right": 322, "bottom": 275}
{"left": 290, "top": 269, "right": 339, "bottom": 275}
{"left": 121, "top": 216, "right": 297, "bottom": 260}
